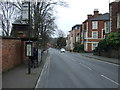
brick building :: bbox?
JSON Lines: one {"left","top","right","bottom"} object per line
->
{"left": 11, "top": 21, "right": 29, "bottom": 38}
{"left": 110, "top": 0, "right": 120, "bottom": 33}
{"left": 66, "top": 0, "right": 120, "bottom": 53}
{"left": 66, "top": 25, "right": 81, "bottom": 51}
{"left": 81, "top": 9, "right": 110, "bottom": 52}
{"left": 66, "top": 34, "right": 70, "bottom": 50}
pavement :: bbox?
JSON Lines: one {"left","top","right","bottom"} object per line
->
{"left": 80, "top": 53, "right": 119, "bottom": 65}
{"left": 2, "top": 50, "right": 49, "bottom": 89}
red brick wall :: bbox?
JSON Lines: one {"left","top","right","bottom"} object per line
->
{"left": 1, "top": 38, "right": 23, "bottom": 72}
{"left": 22, "top": 41, "right": 29, "bottom": 63}
{"left": 88, "top": 21, "right": 92, "bottom": 37}
{"left": 87, "top": 20, "right": 104, "bottom": 38}
{"left": 110, "top": 2, "right": 120, "bottom": 33}
{"left": 98, "top": 21, "right": 104, "bottom": 38}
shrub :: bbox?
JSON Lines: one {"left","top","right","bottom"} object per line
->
{"left": 95, "top": 33, "right": 120, "bottom": 52}
{"left": 106, "top": 33, "right": 120, "bottom": 48}
{"left": 98, "top": 39, "right": 109, "bottom": 52}
{"left": 73, "top": 42, "right": 84, "bottom": 52}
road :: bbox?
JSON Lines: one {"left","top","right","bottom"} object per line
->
{"left": 35, "top": 48, "right": 119, "bottom": 88}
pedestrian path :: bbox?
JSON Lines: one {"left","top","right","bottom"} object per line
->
{"left": 80, "top": 53, "right": 119, "bottom": 65}
{"left": 2, "top": 51, "right": 48, "bottom": 88}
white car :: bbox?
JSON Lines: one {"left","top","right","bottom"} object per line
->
{"left": 60, "top": 48, "right": 65, "bottom": 53}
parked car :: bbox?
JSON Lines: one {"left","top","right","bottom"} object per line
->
{"left": 60, "top": 48, "right": 65, "bottom": 53}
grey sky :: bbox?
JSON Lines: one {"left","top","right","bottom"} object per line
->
{"left": 0, "top": 0, "right": 115, "bottom": 36}
{"left": 55, "top": 0, "right": 115, "bottom": 37}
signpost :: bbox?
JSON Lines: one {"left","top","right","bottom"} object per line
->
{"left": 25, "top": 41, "right": 33, "bottom": 74}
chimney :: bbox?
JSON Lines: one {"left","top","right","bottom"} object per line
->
{"left": 87, "top": 14, "right": 93, "bottom": 19}
{"left": 94, "top": 9, "right": 99, "bottom": 16}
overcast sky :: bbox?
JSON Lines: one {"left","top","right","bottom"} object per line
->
{"left": 54, "top": 0, "right": 115, "bottom": 37}
{"left": 0, "top": 0, "right": 115, "bottom": 36}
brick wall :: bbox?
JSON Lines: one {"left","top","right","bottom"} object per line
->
{"left": 110, "top": 48, "right": 120, "bottom": 59}
{"left": 100, "top": 48, "right": 120, "bottom": 59}
{"left": 110, "top": 2, "right": 120, "bottom": 33}
{"left": 94, "top": 46, "right": 120, "bottom": 59}
{"left": 1, "top": 38, "right": 23, "bottom": 72}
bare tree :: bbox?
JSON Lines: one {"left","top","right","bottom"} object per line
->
{"left": 0, "top": 1, "right": 22, "bottom": 36}
{"left": 57, "top": 29, "right": 65, "bottom": 38}
{"left": 33, "top": 0, "right": 68, "bottom": 47}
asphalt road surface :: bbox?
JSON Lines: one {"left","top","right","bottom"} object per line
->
{"left": 35, "top": 48, "right": 119, "bottom": 88}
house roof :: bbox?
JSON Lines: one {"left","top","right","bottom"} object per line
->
{"left": 12, "top": 20, "right": 28, "bottom": 25}
{"left": 83, "top": 13, "right": 110, "bottom": 23}
{"left": 72, "top": 24, "right": 81, "bottom": 30}
{"left": 89, "top": 13, "right": 109, "bottom": 21}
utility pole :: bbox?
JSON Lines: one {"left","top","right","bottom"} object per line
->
{"left": 28, "top": 2, "right": 31, "bottom": 74}
{"left": 28, "top": 2, "right": 31, "bottom": 39}
{"left": 109, "top": 0, "right": 111, "bottom": 33}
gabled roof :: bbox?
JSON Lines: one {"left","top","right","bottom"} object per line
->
{"left": 89, "top": 13, "right": 109, "bottom": 21}
{"left": 83, "top": 13, "right": 110, "bottom": 23}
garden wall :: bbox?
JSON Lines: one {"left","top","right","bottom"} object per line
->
{"left": 1, "top": 37, "right": 28, "bottom": 72}
{"left": 94, "top": 46, "right": 120, "bottom": 59}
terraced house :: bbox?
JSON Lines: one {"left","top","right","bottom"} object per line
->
{"left": 66, "top": 0, "right": 120, "bottom": 52}
{"left": 81, "top": 9, "right": 110, "bottom": 52}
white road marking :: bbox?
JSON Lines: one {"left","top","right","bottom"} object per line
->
{"left": 35, "top": 56, "right": 50, "bottom": 88}
{"left": 79, "top": 63, "right": 92, "bottom": 70}
{"left": 101, "top": 75, "right": 120, "bottom": 86}
{"left": 65, "top": 54, "right": 92, "bottom": 71}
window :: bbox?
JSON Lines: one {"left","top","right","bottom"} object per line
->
{"left": 82, "top": 24, "right": 84, "bottom": 30}
{"left": 84, "top": 32, "right": 87, "bottom": 39}
{"left": 92, "top": 43, "right": 98, "bottom": 50}
{"left": 86, "top": 22, "right": 88, "bottom": 30}
{"left": 76, "top": 26, "right": 80, "bottom": 30}
{"left": 92, "top": 21, "right": 98, "bottom": 29}
{"left": 92, "top": 31, "right": 98, "bottom": 39}
{"left": 105, "top": 21, "right": 110, "bottom": 33}
{"left": 117, "top": 13, "right": 120, "bottom": 29}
